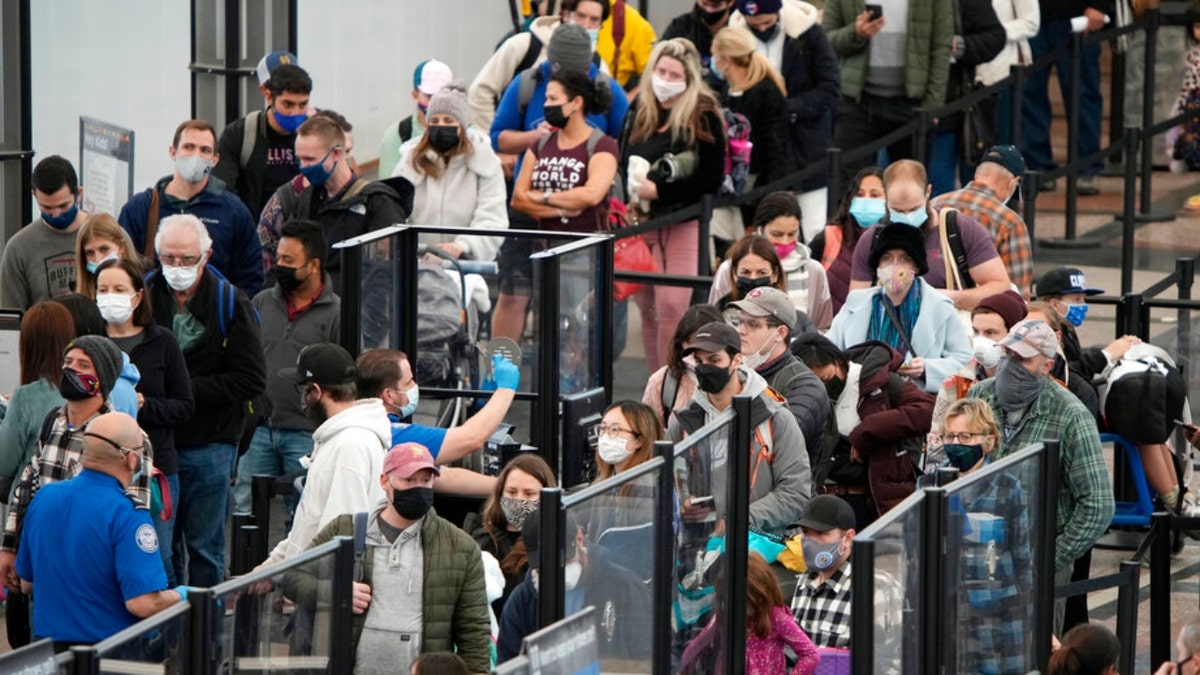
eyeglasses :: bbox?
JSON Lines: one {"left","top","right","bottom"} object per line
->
{"left": 159, "top": 254, "right": 202, "bottom": 267}
{"left": 939, "top": 432, "right": 987, "bottom": 444}
{"left": 593, "top": 424, "right": 639, "bottom": 439}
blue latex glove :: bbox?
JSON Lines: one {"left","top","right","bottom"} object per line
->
{"left": 174, "top": 585, "right": 189, "bottom": 602}
{"left": 492, "top": 354, "right": 520, "bottom": 390}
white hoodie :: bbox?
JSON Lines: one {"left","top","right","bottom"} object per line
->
{"left": 265, "top": 398, "right": 392, "bottom": 566}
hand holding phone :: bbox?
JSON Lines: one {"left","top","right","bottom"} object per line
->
{"left": 865, "top": 3, "right": 883, "bottom": 20}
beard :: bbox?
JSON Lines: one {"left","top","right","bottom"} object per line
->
{"left": 305, "top": 403, "right": 329, "bottom": 428}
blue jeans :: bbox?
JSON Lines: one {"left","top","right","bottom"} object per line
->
{"left": 928, "top": 130, "right": 962, "bottom": 197}
{"left": 1021, "top": 17, "right": 1103, "bottom": 176}
{"left": 155, "top": 472, "right": 180, "bottom": 587}
{"left": 173, "top": 443, "right": 235, "bottom": 588}
{"left": 232, "top": 426, "right": 313, "bottom": 521}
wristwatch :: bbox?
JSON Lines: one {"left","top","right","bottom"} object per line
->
{"left": 543, "top": 190, "right": 552, "bottom": 205}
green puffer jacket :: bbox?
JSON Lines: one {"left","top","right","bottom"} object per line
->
{"left": 822, "top": 0, "right": 954, "bottom": 108}
{"left": 281, "top": 508, "right": 491, "bottom": 673}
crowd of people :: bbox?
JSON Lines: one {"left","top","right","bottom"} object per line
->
{"left": 0, "top": 0, "right": 1194, "bottom": 671}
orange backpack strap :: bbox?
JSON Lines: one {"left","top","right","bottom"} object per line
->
{"left": 821, "top": 225, "right": 843, "bottom": 270}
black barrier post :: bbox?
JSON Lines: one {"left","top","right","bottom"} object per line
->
{"left": 1064, "top": 31, "right": 1083, "bottom": 240}
{"left": 329, "top": 537, "right": 355, "bottom": 674}
{"left": 1109, "top": 47, "right": 1126, "bottom": 167}
{"left": 396, "top": 227, "right": 420, "bottom": 355}
{"left": 724, "top": 395, "right": 753, "bottom": 675}
{"left": 1140, "top": 7, "right": 1160, "bottom": 218}
{"left": 243, "top": 524, "right": 262, "bottom": 570}
{"left": 70, "top": 645, "right": 97, "bottom": 675}
{"left": 231, "top": 514, "right": 251, "bottom": 575}
{"left": 849, "top": 538, "right": 876, "bottom": 675}
{"left": 922, "top": 488, "right": 947, "bottom": 674}
{"left": 533, "top": 253, "right": 562, "bottom": 469}
{"left": 1034, "top": 441, "right": 1061, "bottom": 670}
{"left": 1009, "top": 64, "right": 1025, "bottom": 148}
{"left": 538, "top": 488, "right": 565, "bottom": 628}
{"left": 1116, "top": 293, "right": 1147, "bottom": 340}
{"left": 1121, "top": 127, "right": 1140, "bottom": 295}
{"left": 1023, "top": 169, "right": 1040, "bottom": 247}
{"left": 653, "top": 441, "right": 675, "bottom": 675}
{"left": 1115, "top": 561, "right": 1140, "bottom": 675}
{"left": 698, "top": 194, "right": 714, "bottom": 279}
{"left": 913, "top": 109, "right": 929, "bottom": 165}
{"left": 1176, "top": 257, "right": 1194, "bottom": 381}
{"left": 188, "top": 587, "right": 213, "bottom": 675}
{"left": 600, "top": 237, "right": 615, "bottom": 402}
{"left": 826, "top": 148, "right": 844, "bottom": 221}
{"left": 338, "top": 240, "right": 362, "bottom": 354}
{"left": 1150, "top": 512, "right": 1172, "bottom": 666}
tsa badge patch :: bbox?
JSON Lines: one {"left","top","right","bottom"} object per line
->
{"left": 136, "top": 524, "right": 159, "bottom": 553}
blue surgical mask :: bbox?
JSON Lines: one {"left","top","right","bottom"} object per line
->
{"left": 298, "top": 147, "right": 339, "bottom": 187}
{"left": 86, "top": 252, "right": 119, "bottom": 275}
{"left": 888, "top": 206, "right": 929, "bottom": 228}
{"left": 1061, "top": 302, "right": 1088, "bottom": 327}
{"left": 848, "top": 197, "right": 886, "bottom": 227}
{"left": 398, "top": 383, "right": 419, "bottom": 419}
{"left": 943, "top": 443, "right": 985, "bottom": 472}
{"left": 585, "top": 27, "right": 600, "bottom": 47}
{"left": 273, "top": 109, "right": 307, "bottom": 134}
{"left": 802, "top": 537, "right": 844, "bottom": 571}
{"left": 42, "top": 202, "right": 79, "bottom": 230}
{"left": 709, "top": 59, "right": 725, "bottom": 81}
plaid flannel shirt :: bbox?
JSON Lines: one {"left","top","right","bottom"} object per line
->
{"left": 2, "top": 404, "right": 153, "bottom": 552}
{"left": 967, "top": 378, "right": 1115, "bottom": 571}
{"left": 790, "top": 561, "right": 906, "bottom": 653}
{"left": 931, "top": 182, "right": 1033, "bottom": 296}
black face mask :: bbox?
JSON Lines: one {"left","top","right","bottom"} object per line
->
{"left": 427, "top": 125, "right": 460, "bottom": 154}
{"left": 694, "top": 3, "right": 729, "bottom": 25}
{"left": 391, "top": 486, "right": 435, "bottom": 520}
{"left": 543, "top": 104, "right": 570, "bottom": 129}
{"left": 824, "top": 375, "right": 846, "bottom": 402}
{"left": 695, "top": 362, "right": 735, "bottom": 393}
{"left": 275, "top": 264, "right": 307, "bottom": 294}
{"left": 735, "top": 275, "right": 773, "bottom": 296}
{"left": 748, "top": 23, "right": 779, "bottom": 42}
{"left": 60, "top": 368, "right": 101, "bottom": 401}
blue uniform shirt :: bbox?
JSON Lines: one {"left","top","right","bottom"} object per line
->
{"left": 389, "top": 418, "right": 447, "bottom": 459}
{"left": 16, "top": 469, "right": 167, "bottom": 643}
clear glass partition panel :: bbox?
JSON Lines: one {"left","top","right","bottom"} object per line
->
{"left": 941, "top": 446, "right": 1044, "bottom": 674}
{"left": 561, "top": 462, "right": 662, "bottom": 673}
{"left": 211, "top": 543, "right": 341, "bottom": 674}
{"left": 551, "top": 243, "right": 603, "bottom": 397}
{"left": 93, "top": 601, "right": 190, "bottom": 674}
{"left": 859, "top": 494, "right": 923, "bottom": 674}
{"left": 358, "top": 236, "right": 396, "bottom": 353}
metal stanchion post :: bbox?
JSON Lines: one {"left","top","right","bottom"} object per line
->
{"left": 1178, "top": 257, "right": 1194, "bottom": 382}
{"left": 1034, "top": 441, "right": 1060, "bottom": 671}
{"left": 397, "top": 227, "right": 420, "bottom": 354}
{"left": 922, "top": 489, "right": 947, "bottom": 672}
{"left": 826, "top": 148, "right": 843, "bottom": 222}
{"left": 913, "top": 109, "right": 929, "bottom": 165}
{"left": 1010, "top": 65, "right": 1025, "bottom": 148}
{"left": 1149, "top": 513, "right": 1172, "bottom": 666}
{"left": 532, "top": 252, "right": 561, "bottom": 466}
{"left": 1023, "top": 169, "right": 1039, "bottom": 247}
{"left": 329, "top": 537, "right": 355, "bottom": 674}
{"left": 1065, "top": 32, "right": 1083, "bottom": 241}
{"left": 652, "top": 441, "right": 675, "bottom": 675}
{"left": 698, "top": 194, "right": 714, "bottom": 278}
{"left": 1116, "top": 293, "right": 1147, "bottom": 340}
{"left": 188, "top": 587, "right": 214, "bottom": 675}
{"left": 600, "top": 236, "right": 615, "bottom": 402}
{"left": 1138, "top": 8, "right": 1174, "bottom": 222}
{"left": 231, "top": 514, "right": 250, "bottom": 576}
{"left": 849, "top": 538, "right": 876, "bottom": 675}
{"left": 537, "top": 488, "right": 565, "bottom": 628}
{"left": 1115, "top": 561, "right": 1140, "bottom": 675}
{"left": 70, "top": 645, "right": 97, "bottom": 675}
{"left": 1121, "top": 127, "right": 1140, "bottom": 295}
{"left": 724, "top": 396, "right": 753, "bottom": 675}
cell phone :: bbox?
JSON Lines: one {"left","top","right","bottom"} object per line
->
{"left": 865, "top": 4, "right": 883, "bottom": 20}
{"left": 690, "top": 495, "right": 715, "bottom": 507}
{"left": 1175, "top": 419, "right": 1197, "bottom": 430}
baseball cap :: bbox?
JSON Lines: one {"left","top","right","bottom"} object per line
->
{"left": 682, "top": 321, "right": 743, "bottom": 356}
{"left": 278, "top": 343, "right": 357, "bottom": 386}
{"left": 999, "top": 319, "right": 1059, "bottom": 359}
{"left": 729, "top": 286, "right": 796, "bottom": 331}
{"left": 736, "top": 0, "right": 783, "bottom": 15}
{"left": 256, "top": 50, "right": 299, "bottom": 86}
{"left": 383, "top": 442, "right": 441, "bottom": 478}
{"left": 413, "top": 59, "right": 453, "bottom": 96}
{"left": 979, "top": 144, "right": 1026, "bottom": 177}
{"left": 797, "top": 495, "right": 856, "bottom": 532}
{"left": 1034, "top": 267, "right": 1104, "bottom": 298}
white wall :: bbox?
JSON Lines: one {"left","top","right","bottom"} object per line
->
{"left": 297, "top": 0, "right": 518, "bottom": 166}
{"left": 30, "top": 1, "right": 191, "bottom": 213}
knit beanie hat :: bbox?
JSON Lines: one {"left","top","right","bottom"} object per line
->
{"left": 547, "top": 23, "right": 594, "bottom": 75}
{"left": 974, "top": 290, "right": 1028, "bottom": 330}
{"left": 869, "top": 223, "right": 929, "bottom": 276}
{"left": 426, "top": 84, "right": 471, "bottom": 130}
{"left": 65, "top": 335, "right": 123, "bottom": 398}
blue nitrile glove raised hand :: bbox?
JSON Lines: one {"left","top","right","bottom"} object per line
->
{"left": 174, "top": 585, "right": 189, "bottom": 602}
{"left": 492, "top": 355, "right": 520, "bottom": 390}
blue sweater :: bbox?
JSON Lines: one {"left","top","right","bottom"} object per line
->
{"left": 118, "top": 175, "right": 264, "bottom": 297}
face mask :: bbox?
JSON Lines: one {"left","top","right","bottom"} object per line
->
{"left": 500, "top": 495, "right": 539, "bottom": 530}
{"left": 86, "top": 252, "right": 119, "bottom": 275}
{"left": 876, "top": 264, "right": 915, "bottom": 296}
{"left": 651, "top": 74, "right": 687, "bottom": 104}
{"left": 824, "top": 375, "right": 846, "bottom": 402}
{"left": 943, "top": 443, "right": 985, "bottom": 472}
{"left": 42, "top": 203, "right": 79, "bottom": 230}
{"left": 60, "top": 368, "right": 101, "bottom": 400}
{"left": 585, "top": 27, "right": 600, "bottom": 48}
{"left": 972, "top": 336, "right": 1003, "bottom": 370}
{"left": 564, "top": 560, "right": 583, "bottom": 590}
{"left": 427, "top": 125, "right": 460, "bottom": 153}
{"left": 994, "top": 355, "right": 1045, "bottom": 413}
{"left": 708, "top": 59, "right": 725, "bottom": 81}
{"left": 694, "top": 362, "right": 735, "bottom": 393}
{"left": 802, "top": 537, "right": 843, "bottom": 571}
{"left": 96, "top": 293, "right": 136, "bottom": 325}
{"left": 390, "top": 485, "right": 435, "bottom": 520}
{"left": 543, "top": 104, "right": 570, "bottom": 129}
{"left": 773, "top": 241, "right": 797, "bottom": 259}
{"left": 849, "top": 197, "right": 886, "bottom": 228}
{"left": 161, "top": 262, "right": 202, "bottom": 292}
{"left": 598, "top": 434, "right": 634, "bottom": 465}
{"left": 299, "top": 147, "right": 338, "bottom": 187}
{"left": 273, "top": 109, "right": 307, "bottom": 134}
{"left": 175, "top": 154, "right": 213, "bottom": 184}
{"left": 274, "top": 264, "right": 306, "bottom": 294}
{"left": 416, "top": 101, "right": 428, "bottom": 115}
{"left": 740, "top": 331, "right": 778, "bottom": 370}
{"left": 695, "top": 3, "right": 729, "bottom": 25}
{"left": 397, "top": 384, "right": 420, "bottom": 419}
{"left": 748, "top": 23, "right": 779, "bottom": 42}
{"left": 888, "top": 206, "right": 929, "bottom": 228}
{"left": 735, "top": 275, "right": 772, "bottom": 296}
{"left": 1061, "top": 303, "right": 1088, "bottom": 327}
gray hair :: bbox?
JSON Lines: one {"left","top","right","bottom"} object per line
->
{"left": 155, "top": 213, "right": 212, "bottom": 256}
{"left": 1182, "top": 613, "right": 1200, "bottom": 655}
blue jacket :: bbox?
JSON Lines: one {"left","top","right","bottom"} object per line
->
{"left": 827, "top": 278, "right": 973, "bottom": 393}
{"left": 489, "top": 62, "right": 629, "bottom": 175}
{"left": 118, "top": 175, "right": 264, "bottom": 297}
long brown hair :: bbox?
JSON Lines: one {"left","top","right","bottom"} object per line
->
{"left": 627, "top": 38, "right": 721, "bottom": 147}
{"left": 95, "top": 257, "right": 154, "bottom": 327}
{"left": 19, "top": 301, "right": 75, "bottom": 385}
{"left": 725, "top": 234, "right": 787, "bottom": 300}
{"left": 594, "top": 400, "right": 663, "bottom": 482}
{"left": 712, "top": 553, "right": 784, "bottom": 640}
{"left": 481, "top": 454, "right": 557, "bottom": 577}
{"left": 408, "top": 84, "right": 474, "bottom": 180}
{"left": 74, "top": 213, "right": 137, "bottom": 298}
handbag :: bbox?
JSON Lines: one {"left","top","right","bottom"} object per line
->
{"left": 609, "top": 198, "right": 659, "bottom": 302}
{"left": 960, "top": 84, "right": 997, "bottom": 166}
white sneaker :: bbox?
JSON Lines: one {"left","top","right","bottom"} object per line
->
{"left": 1179, "top": 490, "right": 1200, "bottom": 539}
{"left": 1171, "top": 159, "right": 1189, "bottom": 175}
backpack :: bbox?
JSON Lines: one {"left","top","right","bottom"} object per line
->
{"left": 1100, "top": 349, "right": 1187, "bottom": 444}
{"left": 517, "top": 65, "right": 613, "bottom": 122}
{"left": 535, "top": 127, "right": 620, "bottom": 230}
{"left": 241, "top": 110, "right": 263, "bottom": 169}
{"left": 144, "top": 266, "right": 241, "bottom": 340}
{"left": 719, "top": 108, "right": 752, "bottom": 197}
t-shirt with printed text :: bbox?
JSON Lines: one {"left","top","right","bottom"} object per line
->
{"left": 528, "top": 131, "right": 618, "bottom": 233}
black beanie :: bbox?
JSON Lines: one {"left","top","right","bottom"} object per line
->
{"left": 868, "top": 223, "right": 929, "bottom": 276}
{"left": 65, "top": 335, "right": 123, "bottom": 399}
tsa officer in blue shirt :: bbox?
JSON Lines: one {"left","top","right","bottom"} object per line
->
{"left": 16, "top": 413, "right": 186, "bottom": 647}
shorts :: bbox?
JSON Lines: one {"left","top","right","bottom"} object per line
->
{"left": 499, "top": 208, "right": 541, "bottom": 296}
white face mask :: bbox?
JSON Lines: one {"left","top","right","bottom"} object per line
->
{"left": 96, "top": 293, "right": 136, "bottom": 325}
{"left": 740, "top": 330, "right": 778, "bottom": 370}
{"left": 597, "top": 435, "right": 633, "bottom": 466}
{"left": 532, "top": 561, "right": 584, "bottom": 592}
{"left": 162, "top": 261, "right": 202, "bottom": 291}
{"left": 651, "top": 74, "right": 687, "bottom": 104}
{"left": 175, "top": 154, "right": 214, "bottom": 184}
{"left": 972, "top": 335, "right": 1004, "bottom": 370}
